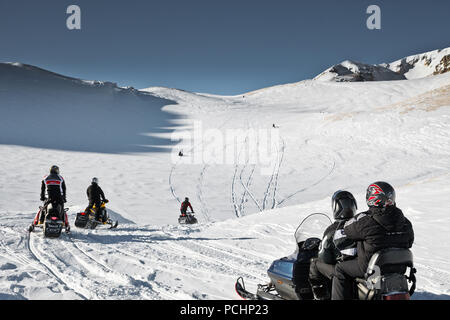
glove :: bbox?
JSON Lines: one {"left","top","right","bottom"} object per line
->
{"left": 63, "top": 197, "right": 67, "bottom": 203}
{"left": 40, "top": 197, "right": 46, "bottom": 202}
{"left": 104, "top": 199, "right": 109, "bottom": 203}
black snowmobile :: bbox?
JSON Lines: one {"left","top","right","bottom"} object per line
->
{"left": 75, "top": 200, "right": 118, "bottom": 230}
{"left": 28, "top": 202, "right": 69, "bottom": 238}
{"left": 235, "top": 213, "right": 416, "bottom": 300}
{"left": 178, "top": 211, "right": 198, "bottom": 225}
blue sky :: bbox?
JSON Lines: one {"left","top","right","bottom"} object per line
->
{"left": 0, "top": 0, "right": 449, "bottom": 94}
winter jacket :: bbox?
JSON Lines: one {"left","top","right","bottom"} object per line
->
{"left": 320, "top": 221, "right": 357, "bottom": 265}
{"left": 340, "top": 205, "right": 414, "bottom": 271}
{"left": 180, "top": 201, "right": 193, "bottom": 213}
{"left": 87, "top": 183, "right": 106, "bottom": 203}
{"left": 318, "top": 222, "right": 341, "bottom": 265}
{"left": 41, "top": 174, "right": 66, "bottom": 201}
{"left": 333, "top": 221, "right": 358, "bottom": 261}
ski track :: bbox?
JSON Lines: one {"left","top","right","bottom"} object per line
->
{"left": 26, "top": 232, "right": 90, "bottom": 299}
{"left": 196, "top": 164, "right": 210, "bottom": 222}
{"left": 169, "top": 115, "right": 234, "bottom": 217}
{"left": 271, "top": 137, "right": 286, "bottom": 209}
{"left": 161, "top": 241, "right": 267, "bottom": 282}
{"left": 66, "top": 237, "right": 175, "bottom": 300}
{"left": 277, "top": 159, "right": 336, "bottom": 207}
{"left": 238, "top": 164, "right": 256, "bottom": 216}
{"left": 76, "top": 227, "right": 270, "bottom": 299}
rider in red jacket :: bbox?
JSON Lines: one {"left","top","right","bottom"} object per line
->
{"left": 180, "top": 197, "right": 194, "bottom": 216}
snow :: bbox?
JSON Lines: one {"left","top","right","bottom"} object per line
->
{"left": 315, "top": 47, "right": 450, "bottom": 83}
{"left": 386, "top": 47, "right": 450, "bottom": 79}
{"left": 314, "top": 60, "right": 406, "bottom": 82}
{"left": 1, "top": 50, "right": 450, "bottom": 300}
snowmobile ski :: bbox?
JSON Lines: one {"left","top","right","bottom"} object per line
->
{"left": 235, "top": 277, "right": 259, "bottom": 300}
{"left": 235, "top": 277, "right": 284, "bottom": 300}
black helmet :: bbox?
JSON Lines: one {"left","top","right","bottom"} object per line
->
{"left": 92, "top": 177, "right": 99, "bottom": 184}
{"left": 185, "top": 197, "right": 189, "bottom": 202}
{"left": 50, "top": 165, "right": 60, "bottom": 175}
{"left": 366, "top": 181, "right": 395, "bottom": 208}
{"left": 332, "top": 190, "right": 357, "bottom": 221}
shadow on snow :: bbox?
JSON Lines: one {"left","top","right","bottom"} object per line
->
{"left": 0, "top": 63, "right": 183, "bottom": 154}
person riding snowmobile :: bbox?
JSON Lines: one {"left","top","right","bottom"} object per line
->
{"left": 180, "top": 197, "right": 194, "bottom": 216}
{"left": 35, "top": 165, "right": 70, "bottom": 230}
{"left": 85, "top": 177, "right": 108, "bottom": 222}
{"left": 308, "top": 190, "right": 357, "bottom": 300}
{"left": 331, "top": 181, "right": 415, "bottom": 300}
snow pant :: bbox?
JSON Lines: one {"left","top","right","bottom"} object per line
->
{"left": 86, "top": 200, "right": 101, "bottom": 220}
{"left": 309, "top": 258, "right": 335, "bottom": 299}
{"left": 331, "top": 258, "right": 365, "bottom": 300}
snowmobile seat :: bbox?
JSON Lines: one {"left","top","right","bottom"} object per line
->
{"left": 366, "top": 248, "right": 413, "bottom": 276}
{"left": 47, "top": 203, "right": 63, "bottom": 220}
{"left": 356, "top": 248, "right": 415, "bottom": 300}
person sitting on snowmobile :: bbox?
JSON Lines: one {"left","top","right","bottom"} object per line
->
{"left": 36, "top": 165, "right": 69, "bottom": 230}
{"left": 331, "top": 181, "right": 415, "bottom": 300}
{"left": 308, "top": 190, "right": 357, "bottom": 300}
{"left": 180, "top": 197, "right": 194, "bottom": 216}
{"left": 85, "top": 177, "right": 108, "bottom": 222}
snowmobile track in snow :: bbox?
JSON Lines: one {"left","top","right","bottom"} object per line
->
{"left": 26, "top": 232, "right": 89, "bottom": 300}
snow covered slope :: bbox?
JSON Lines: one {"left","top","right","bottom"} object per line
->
{"left": 384, "top": 47, "right": 450, "bottom": 79}
{"left": 0, "top": 62, "right": 181, "bottom": 153}
{"left": 1, "top": 56, "right": 450, "bottom": 299}
{"left": 314, "top": 60, "right": 406, "bottom": 82}
{"left": 314, "top": 47, "right": 450, "bottom": 82}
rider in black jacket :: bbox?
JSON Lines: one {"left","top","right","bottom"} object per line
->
{"left": 31, "top": 165, "right": 70, "bottom": 231}
{"left": 331, "top": 182, "right": 414, "bottom": 300}
{"left": 309, "top": 190, "right": 357, "bottom": 300}
{"left": 85, "top": 177, "right": 108, "bottom": 222}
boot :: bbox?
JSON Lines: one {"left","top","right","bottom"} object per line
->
{"left": 311, "top": 284, "right": 330, "bottom": 300}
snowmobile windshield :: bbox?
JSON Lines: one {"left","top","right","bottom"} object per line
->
{"left": 294, "top": 213, "right": 332, "bottom": 246}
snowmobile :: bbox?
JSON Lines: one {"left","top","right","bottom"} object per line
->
{"left": 28, "top": 202, "right": 69, "bottom": 238}
{"left": 75, "top": 200, "right": 118, "bottom": 230}
{"left": 178, "top": 211, "right": 198, "bottom": 225}
{"left": 235, "top": 213, "right": 416, "bottom": 300}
